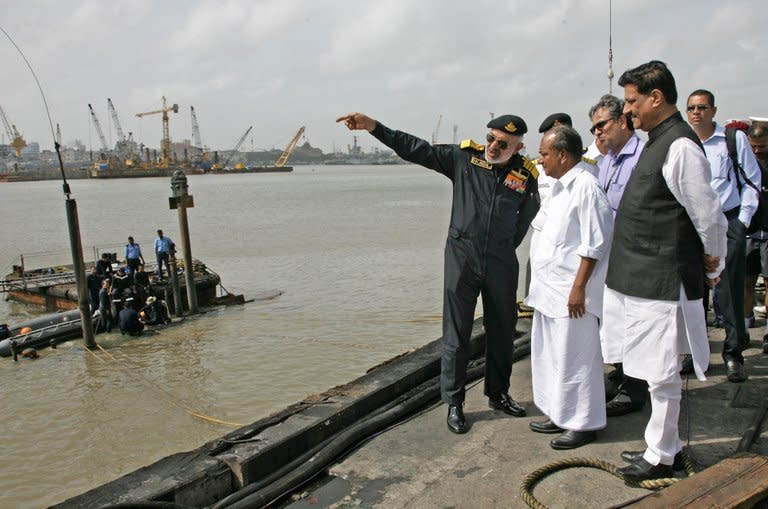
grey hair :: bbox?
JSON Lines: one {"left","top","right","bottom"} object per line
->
{"left": 547, "top": 125, "right": 583, "bottom": 159}
{"left": 589, "top": 94, "right": 624, "bottom": 121}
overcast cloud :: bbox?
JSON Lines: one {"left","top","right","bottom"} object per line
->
{"left": 1, "top": 0, "right": 766, "bottom": 156}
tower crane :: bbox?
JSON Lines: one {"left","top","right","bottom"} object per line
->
{"left": 0, "top": 104, "right": 27, "bottom": 157}
{"left": 88, "top": 103, "right": 109, "bottom": 152}
{"left": 56, "top": 123, "right": 62, "bottom": 147}
{"left": 431, "top": 114, "right": 443, "bottom": 145}
{"left": 275, "top": 126, "right": 305, "bottom": 167}
{"left": 136, "top": 96, "right": 179, "bottom": 168}
{"left": 221, "top": 126, "right": 253, "bottom": 169}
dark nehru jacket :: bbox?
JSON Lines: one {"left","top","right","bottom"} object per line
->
{"left": 606, "top": 112, "right": 705, "bottom": 301}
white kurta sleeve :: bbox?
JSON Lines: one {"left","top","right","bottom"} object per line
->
{"left": 662, "top": 138, "right": 728, "bottom": 277}
{"left": 576, "top": 184, "right": 614, "bottom": 261}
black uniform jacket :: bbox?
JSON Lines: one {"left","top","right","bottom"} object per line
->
{"left": 371, "top": 122, "right": 540, "bottom": 275}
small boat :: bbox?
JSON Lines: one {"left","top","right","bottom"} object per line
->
{"left": 0, "top": 310, "right": 84, "bottom": 357}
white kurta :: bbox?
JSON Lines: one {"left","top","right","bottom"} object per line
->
{"left": 526, "top": 162, "right": 614, "bottom": 430}
{"left": 601, "top": 138, "right": 728, "bottom": 383}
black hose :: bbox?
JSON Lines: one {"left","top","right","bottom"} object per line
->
{"left": 212, "top": 338, "right": 531, "bottom": 509}
{"left": 99, "top": 502, "right": 197, "bottom": 509}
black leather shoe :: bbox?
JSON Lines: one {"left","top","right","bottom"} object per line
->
{"left": 550, "top": 430, "right": 596, "bottom": 450}
{"left": 606, "top": 396, "right": 644, "bottom": 417}
{"left": 618, "top": 458, "right": 673, "bottom": 481}
{"left": 620, "top": 450, "right": 684, "bottom": 471}
{"left": 488, "top": 393, "right": 526, "bottom": 417}
{"left": 529, "top": 419, "right": 563, "bottom": 434}
{"left": 726, "top": 360, "right": 747, "bottom": 383}
{"left": 680, "top": 354, "right": 694, "bottom": 375}
{"left": 446, "top": 405, "right": 468, "bottom": 434}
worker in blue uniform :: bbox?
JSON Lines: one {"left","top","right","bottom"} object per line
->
{"left": 337, "top": 112, "right": 540, "bottom": 434}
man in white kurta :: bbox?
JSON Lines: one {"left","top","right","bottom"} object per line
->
{"left": 526, "top": 125, "right": 614, "bottom": 450}
{"left": 603, "top": 61, "right": 728, "bottom": 482}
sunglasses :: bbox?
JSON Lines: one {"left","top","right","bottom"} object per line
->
{"left": 486, "top": 133, "right": 509, "bottom": 150}
{"left": 589, "top": 118, "right": 614, "bottom": 135}
{"left": 686, "top": 104, "right": 710, "bottom": 112}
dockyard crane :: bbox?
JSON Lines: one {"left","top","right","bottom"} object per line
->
{"left": 136, "top": 96, "right": 179, "bottom": 168}
{"left": 88, "top": 103, "right": 109, "bottom": 152}
{"left": 275, "top": 126, "right": 305, "bottom": 167}
{"left": 0, "top": 104, "right": 27, "bottom": 157}
{"left": 190, "top": 106, "right": 206, "bottom": 155}
{"left": 56, "top": 123, "right": 62, "bottom": 147}
{"left": 107, "top": 98, "right": 127, "bottom": 144}
{"left": 221, "top": 126, "right": 253, "bottom": 168}
{"left": 108, "top": 98, "right": 133, "bottom": 160}
{"left": 431, "top": 114, "right": 442, "bottom": 145}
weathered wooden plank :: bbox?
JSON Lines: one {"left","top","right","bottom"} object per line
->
{"left": 629, "top": 453, "right": 768, "bottom": 508}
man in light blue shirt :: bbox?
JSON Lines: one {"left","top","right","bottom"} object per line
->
{"left": 124, "top": 236, "right": 144, "bottom": 274}
{"left": 154, "top": 229, "right": 174, "bottom": 279}
{"left": 687, "top": 89, "right": 762, "bottom": 383}
{"left": 589, "top": 94, "right": 646, "bottom": 418}
{"left": 591, "top": 94, "right": 645, "bottom": 218}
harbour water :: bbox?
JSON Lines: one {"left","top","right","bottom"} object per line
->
{"left": 0, "top": 165, "right": 530, "bottom": 508}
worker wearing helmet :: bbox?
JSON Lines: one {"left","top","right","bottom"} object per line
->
{"left": 337, "top": 112, "right": 540, "bottom": 434}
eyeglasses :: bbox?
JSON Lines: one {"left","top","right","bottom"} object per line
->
{"left": 486, "top": 133, "right": 509, "bottom": 150}
{"left": 589, "top": 118, "right": 614, "bottom": 135}
{"left": 686, "top": 104, "right": 711, "bottom": 112}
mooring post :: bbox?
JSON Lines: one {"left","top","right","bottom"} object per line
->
{"left": 65, "top": 196, "right": 96, "bottom": 349}
{"left": 169, "top": 244, "right": 183, "bottom": 317}
{"left": 169, "top": 170, "right": 198, "bottom": 314}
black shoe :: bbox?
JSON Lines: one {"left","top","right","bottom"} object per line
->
{"left": 726, "top": 360, "right": 747, "bottom": 383}
{"left": 446, "top": 405, "right": 468, "bottom": 434}
{"left": 529, "top": 419, "right": 563, "bottom": 434}
{"left": 488, "top": 393, "right": 526, "bottom": 417}
{"left": 680, "top": 354, "right": 694, "bottom": 375}
{"left": 620, "top": 450, "right": 685, "bottom": 471}
{"left": 618, "top": 457, "right": 673, "bottom": 481}
{"left": 550, "top": 430, "right": 596, "bottom": 450}
{"left": 606, "top": 395, "right": 644, "bottom": 417}
{"left": 762, "top": 334, "right": 768, "bottom": 354}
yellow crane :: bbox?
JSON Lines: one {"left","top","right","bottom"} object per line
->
{"left": 0, "top": 104, "right": 27, "bottom": 157}
{"left": 136, "top": 96, "right": 178, "bottom": 168}
{"left": 275, "top": 126, "right": 305, "bottom": 167}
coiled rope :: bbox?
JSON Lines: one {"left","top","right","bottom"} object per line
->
{"left": 85, "top": 344, "right": 245, "bottom": 428}
{"left": 520, "top": 451, "right": 696, "bottom": 509}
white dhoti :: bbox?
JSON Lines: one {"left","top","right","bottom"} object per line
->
{"left": 600, "top": 284, "right": 711, "bottom": 464}
{"left": 531, "top": 310, "right": 606, "bottom": 431}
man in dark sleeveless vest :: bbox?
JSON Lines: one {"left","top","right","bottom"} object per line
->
{"left": 600, "top": 61, "right": 728, "bottom": 481}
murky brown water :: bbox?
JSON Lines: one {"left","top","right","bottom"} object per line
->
{"left": 0, "top": 165, "right": 530, "bottom": 508}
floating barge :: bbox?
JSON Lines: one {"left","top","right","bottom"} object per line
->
{"left": 205, "top": 165, "right": 293, "bottom": 174}
{"left": 2, "top": 259, "right": 220, "bottom": 313}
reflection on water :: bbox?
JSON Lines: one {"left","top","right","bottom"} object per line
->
{"left": 0, "top": 165, "right": 530, "bottom": 507}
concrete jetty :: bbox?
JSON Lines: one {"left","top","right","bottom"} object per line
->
{"left": 51, "top": 318, "right": 768, "bottom": 508}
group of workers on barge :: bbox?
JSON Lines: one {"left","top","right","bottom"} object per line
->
{"left": 86, "top": 230, "right": 174, "bottom": 336}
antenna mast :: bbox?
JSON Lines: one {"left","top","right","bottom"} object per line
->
{"left": 607, "top": 0, "right": 614, "bottom": 94}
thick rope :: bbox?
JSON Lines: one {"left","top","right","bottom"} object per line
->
{"left": 520, "top": 453, "right": 696, "bottom": 509}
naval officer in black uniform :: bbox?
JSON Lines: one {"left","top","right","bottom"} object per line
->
{"left": 337, "top": 112, "right": 540, "bottom": 434}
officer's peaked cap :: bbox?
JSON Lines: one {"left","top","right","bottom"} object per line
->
{"left": 538, "top": 113, "right": 573, "bottom": 133}
{"left": 487, "top": 115, "right": 527, "bottom": 136}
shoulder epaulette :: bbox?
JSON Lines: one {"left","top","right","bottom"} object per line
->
{"left": 581, "top": 156, "right": 597, "bottom": 166}
{"left": 521, "top": 156, "right": 539, "bottom": 179}
{"left": 460, "top": 139, "right": 484, "bottom": 152}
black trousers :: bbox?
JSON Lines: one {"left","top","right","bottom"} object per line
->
{"left": 716, "top": 213, "right": 748, "bottom": 364}
{"left": 441, "top": 244, "right": 518, "bottom": 406}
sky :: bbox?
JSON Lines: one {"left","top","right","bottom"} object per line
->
{"left": 1, "top": 0, "right": 766, "bottom": 157}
